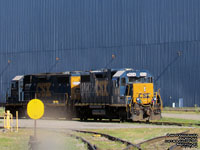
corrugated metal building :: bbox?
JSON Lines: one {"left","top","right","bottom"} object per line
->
{"left": 0, "top": 0, "right": 200, "bottom": 107}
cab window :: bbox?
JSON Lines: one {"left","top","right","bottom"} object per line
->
{"left": 121, "top": 78, "right": 126, "bottom": 86}
{"left": 11, "top": 82, "right": 17, "bottom": 89}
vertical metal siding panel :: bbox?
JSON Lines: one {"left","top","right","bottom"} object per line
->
{"left": 0, "top": 0, "right": 200, "bottom": 106}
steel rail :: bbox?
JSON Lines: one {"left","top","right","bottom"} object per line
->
{"left": 136, "top": 121, "right": 200, "bottom": 127}
{"left": 73, "top": 129, "right": 141, "bottom": 150}
{"left": 168, "top": 144, "right": 182, "bottom": 150}
{"left": 139, "top": 130, "right": 189, "bottom": 146}
{"left": 67, "top": 133, "right": 98, "bottom": 150}
{"left": 168, "top": 130, "right": 200, "bottom": 150}
{"left": 123, "top": 130, "right": 190, "bottom": 150}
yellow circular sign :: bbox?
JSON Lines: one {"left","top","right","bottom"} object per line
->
{"left": 27, "top": 99, "right": 44, "bottom": 120}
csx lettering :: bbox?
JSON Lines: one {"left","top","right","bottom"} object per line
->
{"left": 138, "top": 93, "right": 150, "bottom": 98}
{"left": 36, "top": 83, "right": 51, "bottom": 98}
{"left": 95, "top": 80, "right": 108, "bottom": 96}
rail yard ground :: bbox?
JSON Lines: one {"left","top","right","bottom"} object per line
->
{"left": 0, "top": 128, "right": 86, "bottom": 150}
{"left": 0, "top": 107, "right": 200, "bottom": 150}
{"left": 0, "top": 127, "right": 199, "bottom": 150}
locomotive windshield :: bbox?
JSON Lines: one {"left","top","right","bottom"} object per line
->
{"left": 128, "top": 77, "right": 152, "bottom": 83}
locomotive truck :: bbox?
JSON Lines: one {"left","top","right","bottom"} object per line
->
{"left": 5, "top": 68, "right": 162, "bottom": 121}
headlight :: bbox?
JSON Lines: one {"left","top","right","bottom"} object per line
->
{"left": 136, "top": 98, "right": 141, "bottom": 104}
{"left": 152, "top": 97, "right": 156, "bottom": 103}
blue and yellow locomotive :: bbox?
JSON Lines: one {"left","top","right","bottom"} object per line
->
{"left": 6, "top": 68, "right": 162, "bottom": 121}
{"left": 76, "top": 68, "right": 162, "bottom": 121}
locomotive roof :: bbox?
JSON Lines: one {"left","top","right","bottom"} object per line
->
{"left": 113, "top": 69, "right": 152, "bottom": 78}
{"left": 12, "top": 75, "right": 24, "bottom": 81}
{"left": 12, "top": 68, "right": 152, "bottom": 81}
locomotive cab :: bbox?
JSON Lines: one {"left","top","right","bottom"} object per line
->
{"left": 126, "top": 72, "right": 162, "bottom": 121}
{"left": 113, "top": 69, "right": 162, "bottom": 121}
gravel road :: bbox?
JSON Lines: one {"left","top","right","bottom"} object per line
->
{"left": 0, "top": 119, "right": 193, "bottom": 129}
{"left": 0, "top": 113, "right": 199, "bottom": 129}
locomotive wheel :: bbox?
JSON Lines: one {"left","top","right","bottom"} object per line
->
{"left": 150, "top": 104, "right": 161, "bottom": 120}
{"left": 120, "top": 118, "right": 124, "bottom": 122}
{"left": 18, "top": 107, "right": 25, "bottom": 118}
{"left": 65, "top": 108, "right": 72, "bottom": 120}
{"left": 131, "top": 104, "right": 143, "bottom": 121}
{"left": 150, "top": 110, "right": 161, "bottom": 120}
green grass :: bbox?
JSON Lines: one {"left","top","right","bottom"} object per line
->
{"left": 156, "top": 117, "right": 200, "bottom": 125}
{"left": 0, "top": 107, "right": 5, "bottom": 117}
{"left": 0, "top": 127, "right": 199, "bottom": 150}
{"left": 0, "top": 129, "right": 30, "bottom": 150}
{"left": 0, "top": 129, "right": 87, "bottom": 150}
{"left": 76, "top": 132, "right": 127, "bottom": 150}
{"left": 163, "top": 107, "right": 200, "bottom": 112}
{"left": 73, "top": 128, "right": 190, "bottom": 150}
{"left": 77, "top": 128, "right": 200, "bottom": 150}
{"left": 164, "top": 107, "right": 200, "bottom": 110}
{"left": 64, "top": 137, "right": 86, "bottom": 150}
{"left": 163, "top": 110, "right": 200, "bottom": 114}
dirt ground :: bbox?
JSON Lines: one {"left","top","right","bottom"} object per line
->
{"left": 0, "top": 114, "right": 199, "bottom": 150}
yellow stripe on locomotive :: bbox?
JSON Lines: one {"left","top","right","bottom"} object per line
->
{"left": 71, "top": 76, "right": 81, "bottom": 100}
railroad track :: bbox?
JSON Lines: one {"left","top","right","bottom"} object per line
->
{"left": 167, "top": 129, "right": 200, "bottom": 150}
{"left": 67, "top": 133, "right": 98, "bottom": 150}
{"left": 137, "top": 129, "right": 199, "bottom": 150}
{"left": 72, "top": 129, "right": 141, "bottom": 150}
{"left": 136, "top": 121, "right": 200, "bottom": 127}
{"left": 123, "top": 130, "right": 190, "bottom": 150}
{"left": 168, "top": 144, "right": 181, "bottom": 150}
{"left": 1, "top": 119, "right": 199, "bottom": 150}
{"left": 71, "top": 129, "right": 199, "bottom": 150}
{"left": 1, "top": 126, "right": 199, "bottom": 150}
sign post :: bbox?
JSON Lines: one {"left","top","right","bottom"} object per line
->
{"left": 27, "top": 99, "right": 44, "bottom": 150}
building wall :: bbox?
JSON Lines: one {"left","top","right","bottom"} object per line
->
{"left": 0, "top": 0, "right": 200, "bottom": 106}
